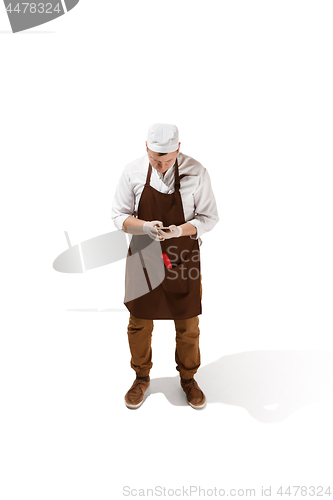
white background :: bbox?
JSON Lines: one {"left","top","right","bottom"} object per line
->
{"left": 1, "top": 1, "right": 333, "bottom": 499}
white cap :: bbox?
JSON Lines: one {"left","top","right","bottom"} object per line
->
{"left": 147, "top": 123, "right": 179, "bottom": 153}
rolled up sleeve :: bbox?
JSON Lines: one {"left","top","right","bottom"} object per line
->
{"left": 187, "top": 169, "right": 219, "bottom": 240}
{"left": 111, "top": 170, "right": 135, "bottom": 231}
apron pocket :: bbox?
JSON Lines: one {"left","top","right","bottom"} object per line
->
{"left": 161, "top": 261, "right": 189, "bottom": 294}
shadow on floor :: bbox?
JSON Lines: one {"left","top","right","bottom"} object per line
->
{"left": 66, "top": 308, "right": 127, "bottom": 312}
{"left": 0, "top": 30, "right": 56, "bottom": 34}
{"left": 146, "top": 350, "right": 333, "bottom": 422}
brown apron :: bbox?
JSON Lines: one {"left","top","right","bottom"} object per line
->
{"left": 124, "top": 158, "right": 202, "bottom": 320}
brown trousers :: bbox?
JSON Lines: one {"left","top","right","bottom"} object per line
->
{"left": 127, "top": 276, "right": 202, "bottom": 379}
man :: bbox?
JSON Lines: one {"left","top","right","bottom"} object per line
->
{"left": 111, "top": 123, "right": 219, "bottom": 409}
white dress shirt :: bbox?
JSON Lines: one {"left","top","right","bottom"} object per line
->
{"left": 111, "top": 152, "right": 219, "bottom": 243}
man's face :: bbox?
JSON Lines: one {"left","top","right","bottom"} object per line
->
{"left": 146, "top": 142, "right": 180, "bottom": 175}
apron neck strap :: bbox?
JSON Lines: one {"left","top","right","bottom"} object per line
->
{"left": 146, "top": 158, "right": 181, "bottom": 191}
{"left": 145, "top": 163, "right": 152, "bottom": 187}
{"left": 174, "top": 158, "right": 180, "bottom": 192}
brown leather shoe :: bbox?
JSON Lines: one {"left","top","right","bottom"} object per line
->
{"left": 124, "top": 377, "right": 150, "bottom": 409}
{"left": 180, "top": 378, "right": 206, "bottom": 409}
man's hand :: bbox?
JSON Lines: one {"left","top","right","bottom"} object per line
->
{"left": 158, "top": 225, "right": 183, "bottom": 239}
{"left": 143, "top": 220, "right": 165, "bottom": 241}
